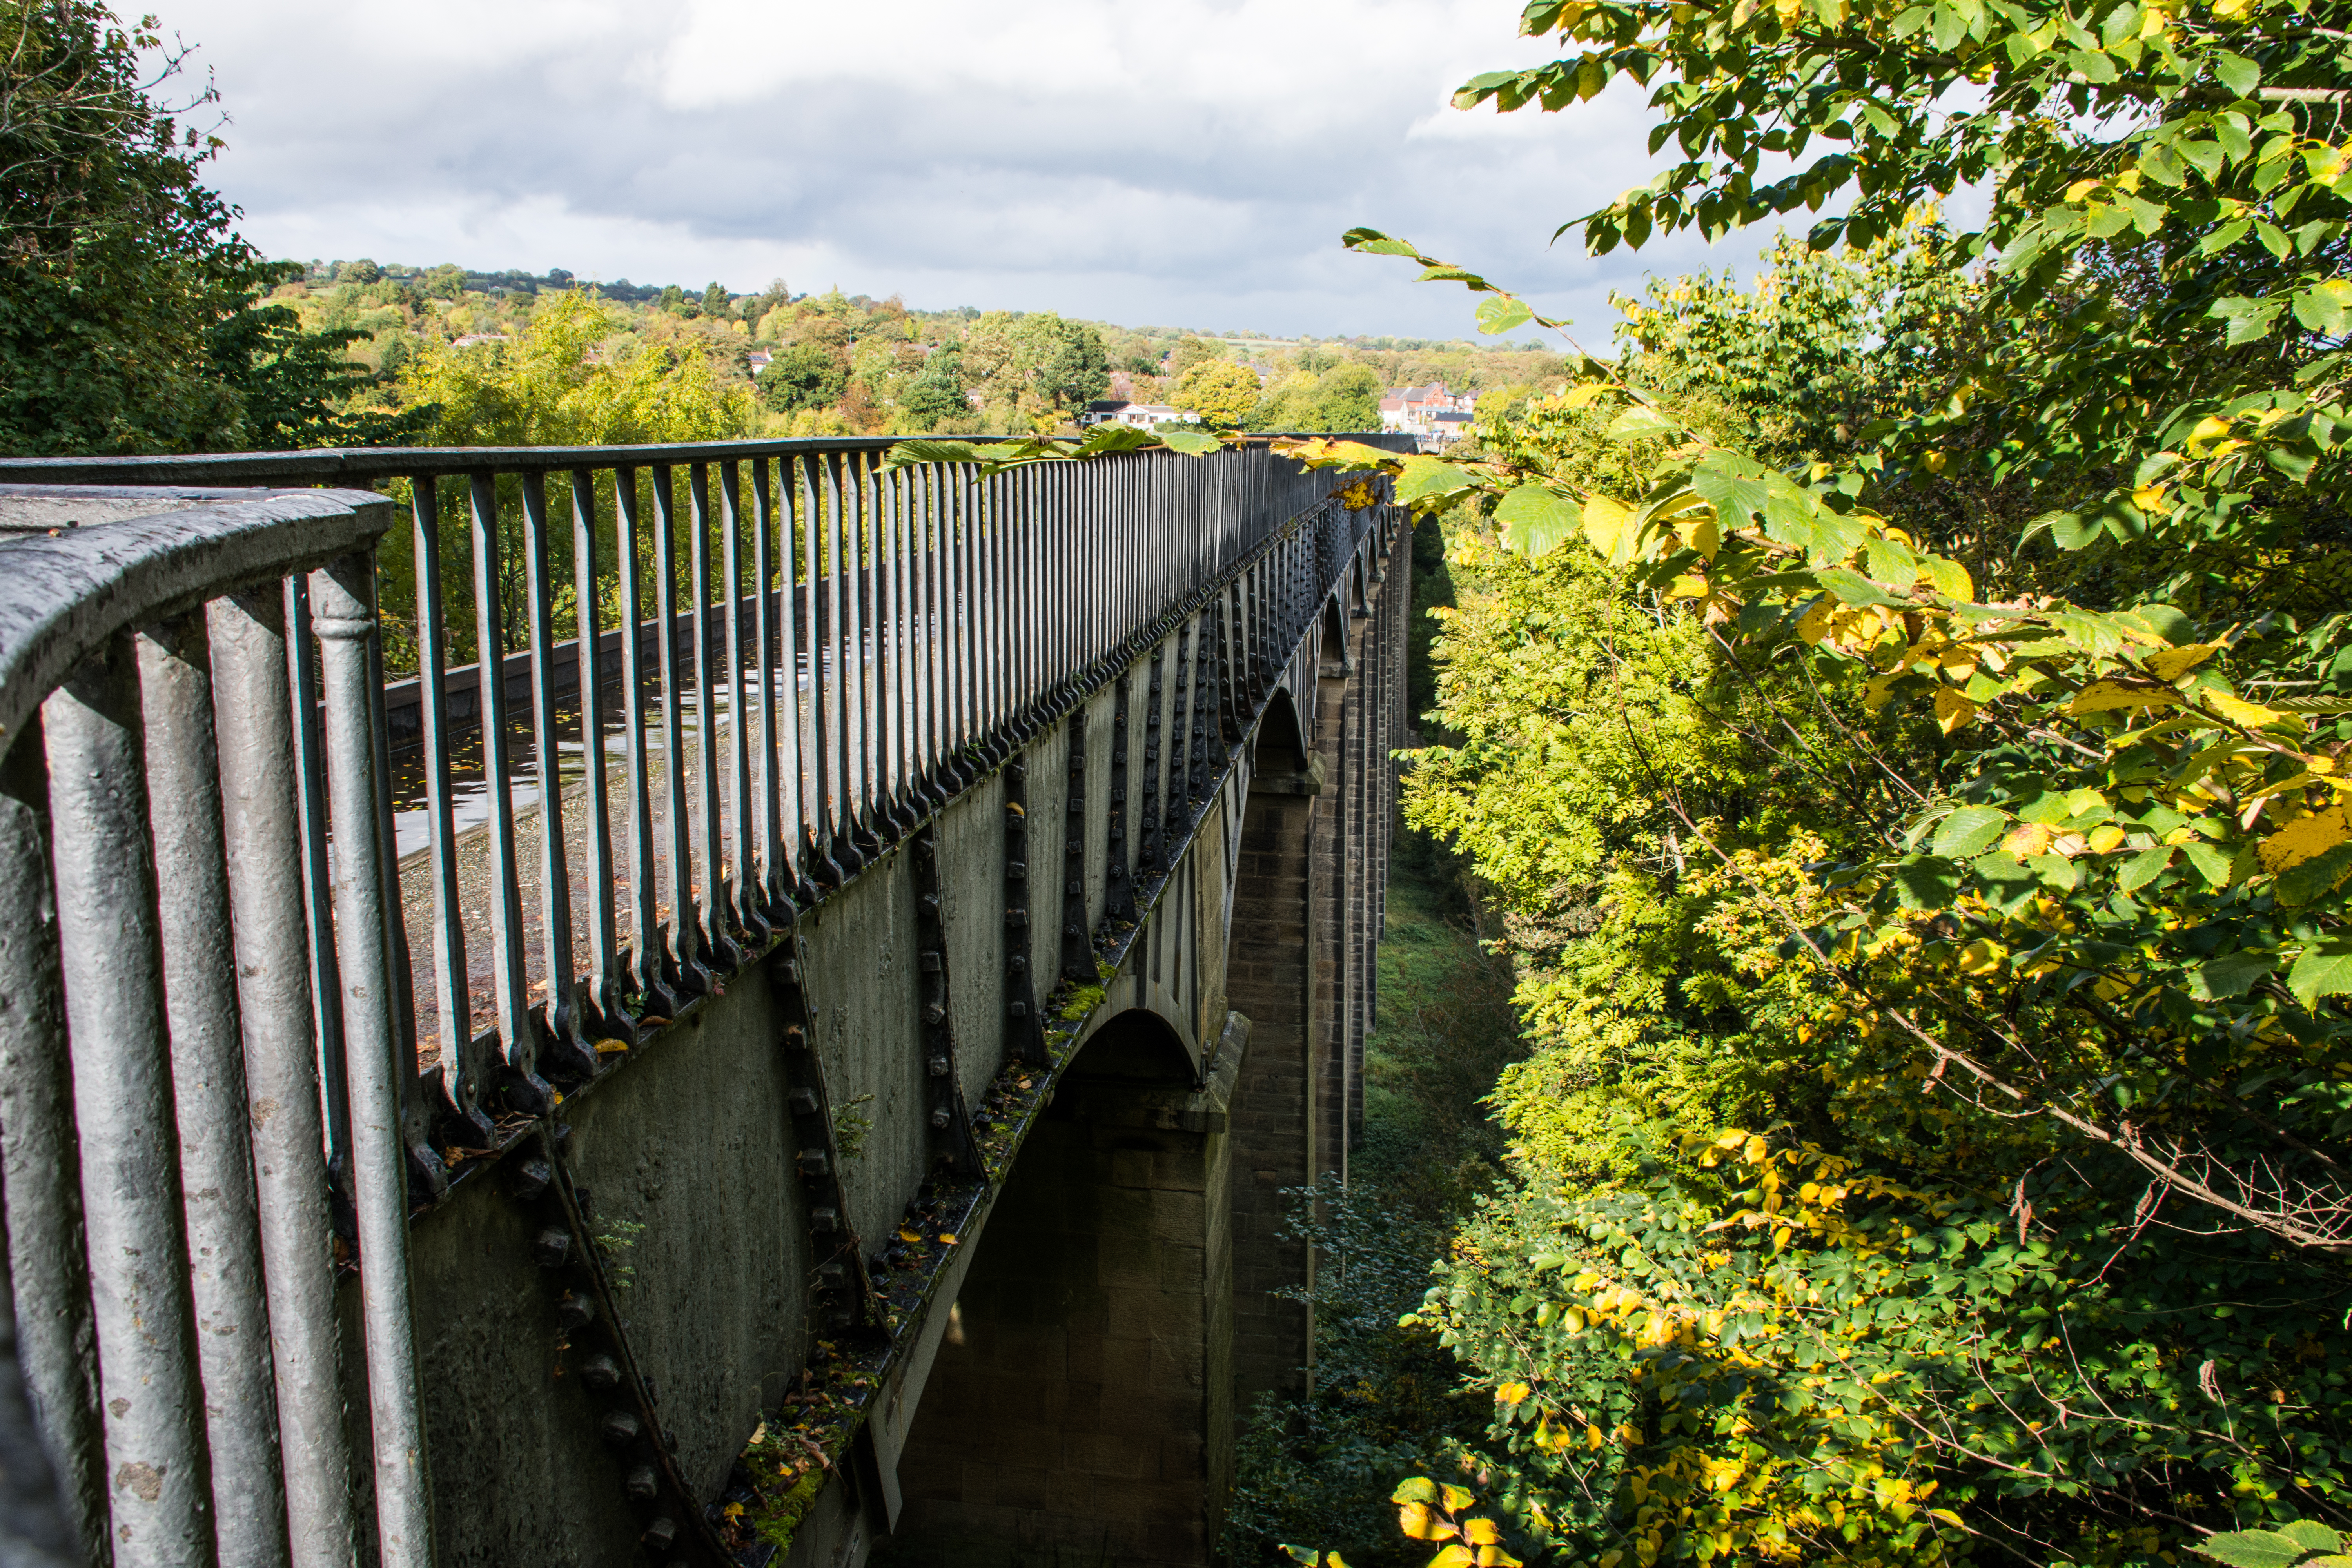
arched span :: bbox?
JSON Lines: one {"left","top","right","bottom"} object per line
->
{"left": 881, "top": 1006, "right": 1238, "bottom": 1566}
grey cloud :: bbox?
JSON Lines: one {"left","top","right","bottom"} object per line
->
{"left": 180, "top": 1, "right": 1771, "bottom": 339}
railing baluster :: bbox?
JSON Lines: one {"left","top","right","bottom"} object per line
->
{"left": 651, "top": 465, "right": 706, "bottom": 985}
{"left": 283, "top": 577, "right": 354, "bottom": 1194}
{"left": 44, "top": 634, "right": 217, "bottom": 1568}
{"left": 613, "top": 469, "right": 675, "bottom": 1018}
{"left": 720, "top": 462, "right": 759, "bottom": 936}
{"left": 520, "top": 474, "right": 593, "bottom": 1079}
{"left": 0, "top": 717, "right": 106, "bottom": 1561}
{"left": 688, "top": 463, "right": 734, "bottom": 960}
{"left": 800, "top": 455, "right": 841, "bottom": 888}
{"left": 468, "top": 472, "right": 545, "bottom": 1105}
{"left": 571, "top": 469, "right": 622, "bottom": 1025}
{"left": 750, "top": 457, "right": 792, "bottom": 919}
{"left": 137, "top": 616, "right": 289, "bottom": 1568}
{"left": 309, "top": 557, "right": 434, "bottom": 1568}
{"left": 206, "top": 588, "right": 362, "bottom": 1568}
{"left": 409, "top": 477, "right": 495, "bottom": 1146}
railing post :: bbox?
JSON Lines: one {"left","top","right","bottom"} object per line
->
{"left": 137, "top": 615, "right": 290, "bottom": 1568}
{"left": 0, "top": 721, "right": 103, "bottom": 1564}
{"left": 207, "top": 588, "right": 363, "bottom": 1568}
{"left": 310, "top": 556, "right": 436, "bottom": 1568}
{"left": 43, "top": 633, "right": 218, "bottom": 1568}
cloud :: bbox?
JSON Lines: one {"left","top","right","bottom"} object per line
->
{"left": 163, "top": 0, "right": 1788, "bottom": 338}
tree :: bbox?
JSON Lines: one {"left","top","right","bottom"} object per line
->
{"left": 902, "top": 346, "right": 971, "bottom": 430}
{"left": 759, "top": 341, "right": 847, "bottom": 414}
{"left": 1174, "top": 359, "right": 1259, "bottom": 428}
{"left": 1310, "top": 363, "right": 1382, "bottom": 432}
{"left": 1247, "top": 0, "right": 2352, "bottom": 1553}
{"left": 1031, "top": 316, "right": 1110, "bottom": 412}
{"left": 700, "top": 280, "right": 729, "bottom": 318}
{"left": 0, "top": 0, "right": 280, "bottom": 451}
{"left": 1169, "top": 334, "right": 1224, "bottom": 379}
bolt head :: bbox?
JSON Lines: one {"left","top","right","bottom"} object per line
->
{"left": 581, "top": 1354, "right": 622, "bottom": 1392}
{"left": 556, "top": 1290, "right": 596, "bottom": 1330}
{"left": 625, "top": 1464, "right": 659, "bottom": 1501}
{"left": 532, "top": 1228, "right": 572, "bottom": 1268}
{"left": 513, "top": 1158, "right": 554, "bottom": 1201}
{"left": 930, "top": 1108, "right": 951, "bottom": 1130}
{"left": 600, "top": 1409, "right": 642, "bottom": 1448}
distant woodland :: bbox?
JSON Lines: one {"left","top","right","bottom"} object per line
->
{"left": 271, "top": 258, "right": 1568, "bottom": 446}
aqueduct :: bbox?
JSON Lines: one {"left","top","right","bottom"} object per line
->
{"left": 0, "top": 434, "right": 1409, "bottom": 1567}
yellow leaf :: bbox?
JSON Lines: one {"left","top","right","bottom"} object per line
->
{"left": 1797, "top": 599, "right": 1836, "bottom": 646}
{"left": 2144, "top": 642, "right": 2218, "bottom": 681}
{"left": 1684, "top": 516, "right": 1722, "bottom": 559}
{"left": 1494, "top": 1383, "right": 1531, "bottom": 1406}
{"left": 1934, "top": 688, "right": 1978, "bottom": 735}
{"left": 2205, "top": 690, "right": 2287, "bottom": 728}
{"left": 1425, "top": 1549, "right": 1475, "bottom": 1568}
{"left": 938, "top": 1232, "right": 959, "bottom": 1245}
{"left": 1562, "top": 381, "right": 1611, "bottom": 408}
{"left": 1862, "top": 672, "right": 1900, "bottom": 713}
{"left": 2066, "top": 680, "right": 2181, "bottom": 715}
{"left": 1397, "top": 1503, "right": 1457, "bottom": 1542}
{"left": 2003, "top": 822, "right": 2056, "bottom": 858}
{"left": 593, "top": 1038, "right": 631, "bottom": 1054}
{"left": 1440, "top": 1485, "right": 1475, "bottom": 1514}
{"left": 1743, "top": 1134, "right": 1770, "bottom": 1164}
{"left": 1922, "top": 449, "right": 1948, "bottom": 474}
{"left": 2088, "top": 824, "right": 2128, "bottom": 854}
{"left": 1464, "top": 1519, "right": 1502, "bottom": 1546}
{"left": 898, "top": 1228, "right": 922, "bottom": 1243}
{"left": 1668, "top": 573, "right": 1710, "bottom": 600}
{"left": 1955, "top": 939, "right": 2007, "bottom": 975}
{"left": 2259, "top": 808, "right": 2350, "bottom": 875}
{"left": 1581, "top": 493, "right": 1632, "bottom": 558}
{"left": 1475, "top": 1549, "right": 1523, "bottom": 1568}
{"left": 2132, "top": 482, "right": 2169, "bottom": 512}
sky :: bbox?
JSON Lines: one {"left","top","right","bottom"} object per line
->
{"left": 155, "top": 0, "right": 1795, "bottom": 343}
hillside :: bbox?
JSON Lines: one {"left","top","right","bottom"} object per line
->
{"left": 269, "top": 259, "right": 1569, "bottom": 440}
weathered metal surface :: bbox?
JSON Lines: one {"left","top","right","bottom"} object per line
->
{"left": 0, "top": 439, "right": 1408, "bottom": 1567}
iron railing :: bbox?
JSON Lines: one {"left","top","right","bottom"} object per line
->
{"left": 0, "top": 432, "right": 1408, "bottom": 1567}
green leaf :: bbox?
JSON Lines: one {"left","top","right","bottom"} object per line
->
{"left": 1865, "top": 534, "right": 1920, "bottom": 586}
{"left": 1157, "top": 428, "right": 1223, "bottom": 456}
{"left": 2183, "top": 839, "right": 2236, "bottom": 887}
{"left": 884, "top": 439, "right": 986, "bottom": 469}
{"left": 1815, "top": 567, "right": 1907, "bottom": 609}
{"left": 2195, "top": 1529, "right": 2312, "bottom": 1568}
{"left": 2211, "top": 49, "right": 2262, "bottom": 97}
{"left": 2288, "top": 940, "right": 2352, "bottom": 1007}
{"left": 2117, "top": 844, "right": 2174, "bottom": 891}
{"left": 2211, "top": 295, "right": 2287, "bottom": 345}
{"left": 1607, "top": 405, "right": 1681, "bottom": 441}
{"left": 1691, "top": 455, "right": 1771, "bottom": 523}
{"left": 1933, "top": 805, "right": 2009, "bottom": 859}
{"left": 1394, "top": 455, "right": 1476, "bottom": 505}
{"left": 2277, "top": 841, "right": 2352, "bottom": 906}
{"left": 1494, "top": 484, "right": 1580, "bottom": 555}
{"left": 1341, "top": 227, "right": 1421, "bottom": 257}
{"left": 1390, "top": 1477, "right": 1441, "bottom": 1506}
{"left": 1475, "top": 295, "right": 1537, "bottom": 334}
{"left": 2278, "top": 1522, "right": 2343, "bottom": 1554}
{"left": 2190, "top": 951, "right": 2274, "bottom": 1000}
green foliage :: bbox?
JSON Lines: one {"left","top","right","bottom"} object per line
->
{"left": 0, "top": 1, "right": 319, "bottom": 452}
{"left": 1175, "top": 358, "right": 1263, "bottom": 429}
{"left": 760, "top": 341, "right": 848, "bottom": 413}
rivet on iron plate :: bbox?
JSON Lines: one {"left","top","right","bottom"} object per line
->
{"left": 532, "top": 1228, "right": 572, "bottom": 1267}
{"left": 581, "top": 1354, "right": 622, "bottom": 1392}
{"left": 600, "top": 1408, "right": 641, "bottom": 1448}
{"left": 556, "top": 1291, "right": 596, "bottom": 1330}
{"left": 513, "top": 1158, "right": 553, "bottom": 1200}
{"left": 930, "top": 1108, "right": 951, "bottom": 1130}
{"left": 642, "top": 1516, "right": 678, "bottom": 1549}
{"left": 625, "top": 1464, "right": 659, "bottom": 1501}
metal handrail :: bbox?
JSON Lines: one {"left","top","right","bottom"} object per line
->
{"left": 0, "top": 430, "right": 1408, "bottom": 1568}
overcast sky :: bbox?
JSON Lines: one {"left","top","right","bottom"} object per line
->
{"left": 158, "top": 0, "right": 1791, "bottom": 342}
